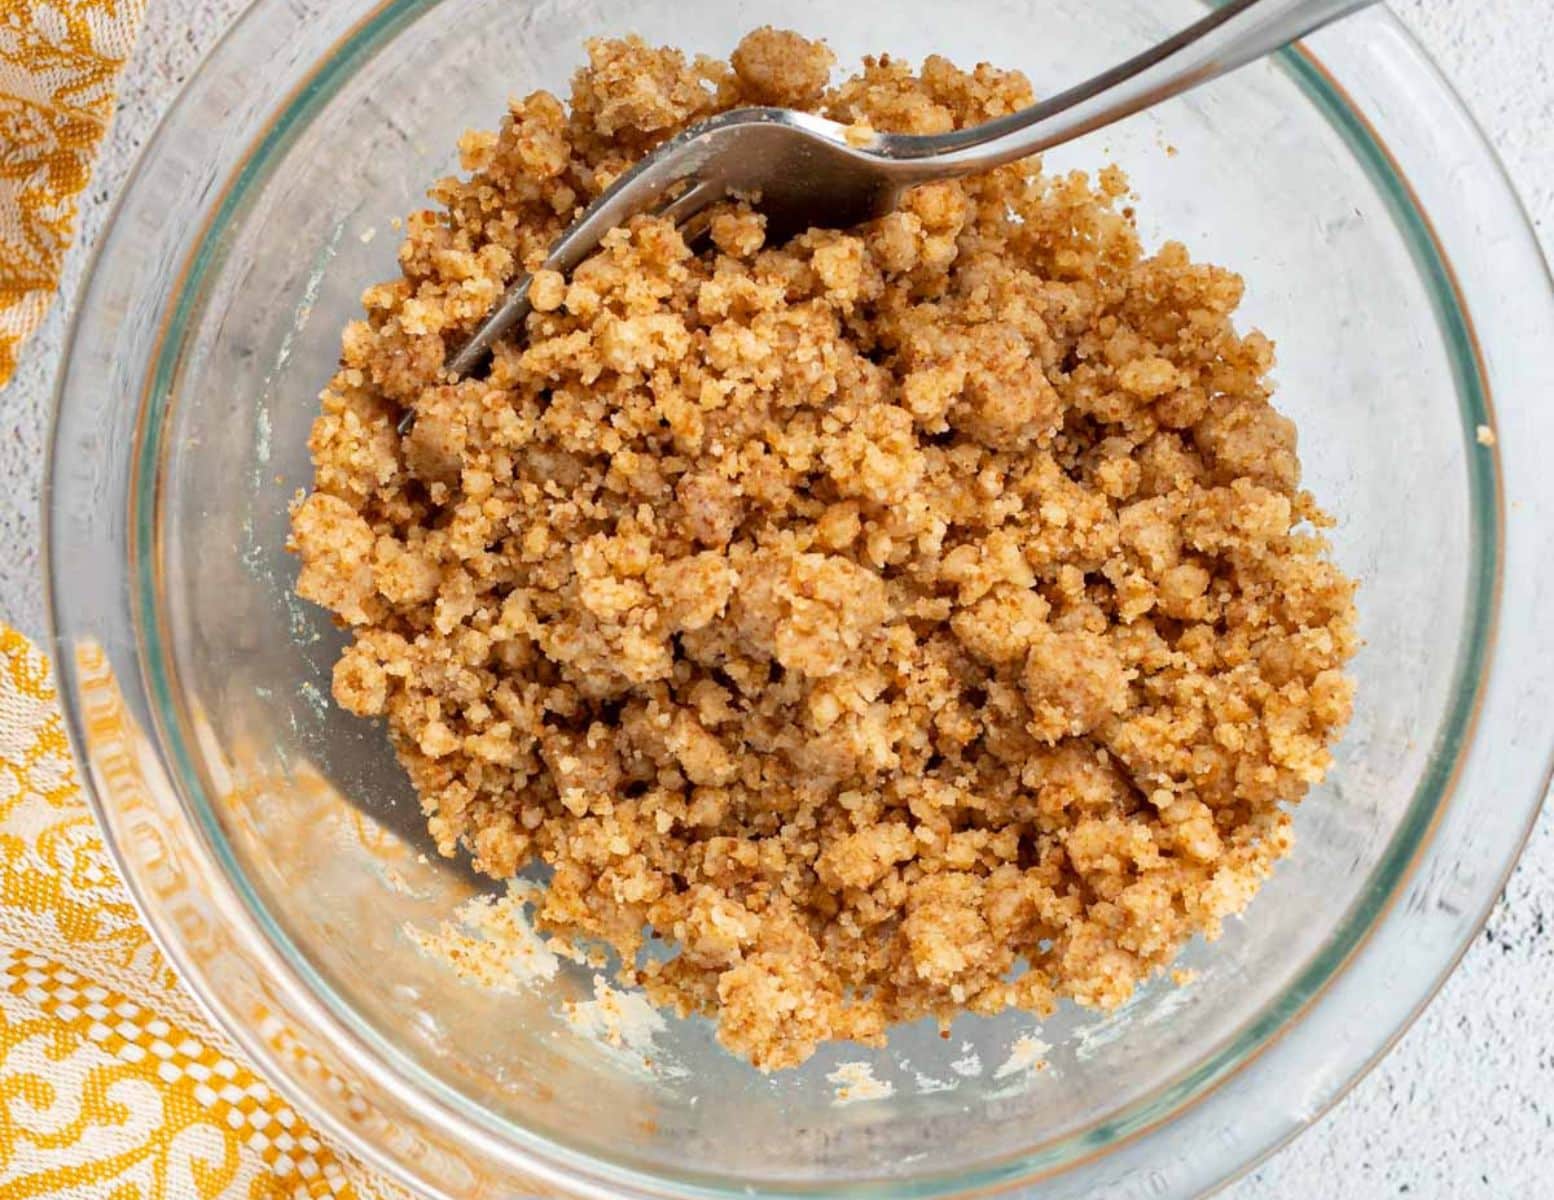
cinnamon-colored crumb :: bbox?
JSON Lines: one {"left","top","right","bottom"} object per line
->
{"left": 291, "top": 29, "right": 1358, "bottom": 1070}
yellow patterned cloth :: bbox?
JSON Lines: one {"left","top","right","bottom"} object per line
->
{"left": 0, "top": 0, "right": 148, "bottom": 384}
{"left": 0, "top": 625, "right": 417, "bottom": 1199}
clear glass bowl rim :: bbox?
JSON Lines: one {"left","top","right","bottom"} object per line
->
{"left": 44, "top": 2, "right": 1554, "bottom": 1197}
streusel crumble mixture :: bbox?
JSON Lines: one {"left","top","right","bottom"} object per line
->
{"left": 291, "top": 28, "right": 1358, "bottom": 1069}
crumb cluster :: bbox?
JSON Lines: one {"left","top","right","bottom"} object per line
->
{"left": 291, "top": 28, "right": 1358, "bottom": 1069}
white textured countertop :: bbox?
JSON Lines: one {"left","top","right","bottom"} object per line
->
{"left": 1, "top": 2, "right": 1549, "bottom": 1195}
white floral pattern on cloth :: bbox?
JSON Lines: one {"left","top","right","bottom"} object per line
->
{"left": 0, "top": 0, "right": 149, "bottom": 384}
{"left": 0, "top": 625, "right": 416, "bottom": 1199}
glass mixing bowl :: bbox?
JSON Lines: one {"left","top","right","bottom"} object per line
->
{"left": 45, "top": 0, "right": 1554, "bottom": 1196}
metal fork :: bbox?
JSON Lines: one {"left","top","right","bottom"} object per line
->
{"left": 439, "top": 0, "right": 1375, "bottom": 386}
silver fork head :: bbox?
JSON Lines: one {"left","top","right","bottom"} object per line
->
{"left": 437, "top": 110, "right": 918, "bottom": 386}
{"left": 433, "top": 0, "right": 1379, "bottom": 392}
{"left": 654, "top": 109, "right": 918, "bottom": 240}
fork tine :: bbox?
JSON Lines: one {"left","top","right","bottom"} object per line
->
{"left": 397, "top": 176, "right": 724, "bottom": 436}
{"left": 399, "top": 120, "right": 737, "bottom": 437}
{"left": 439, "top": 177, "right": 719, "bottom": 388}
{"left": 656, "top": 178, "right": 723, "bottom": 226}
{"left": 433, "top": 166, "right": 703, "bottom": 394}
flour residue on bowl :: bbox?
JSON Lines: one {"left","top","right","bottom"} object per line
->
{"left": 254, "top": 406, "right": 272, "bottom": 465}
{"left": 910, "top": 1070, "right": 957, "bottom": 1094}
{"left": 409, "top": 884, "right": 690, "bottom": 1077}
{"left": 828, "top": 1060, "right": 894, "bottom": 1105}
{"left": 407, "top": 880, "right": 563, "bottom": 991}
{"left": 993, "top": 1033, "right": 1050, "bottom": 1080}
{"left": 949, "top": 1042, "right": 983, "bottom": 1078}
{"left": 1073, "top": 971, "right": 1204, "bottom": 1062}
{"left": 562, "top": 975, "right": 683, "bottom": 1077}
{"left": 296, "top": 680, "right": 330, "bottom": 721}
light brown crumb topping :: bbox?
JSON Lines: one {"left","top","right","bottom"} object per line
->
{"left": 291, "top": 28, "right": 1358, "bottom": 1070}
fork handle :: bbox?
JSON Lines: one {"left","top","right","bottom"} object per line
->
{"left": 878, "top": 0, "right": 1378, "bottom": 175}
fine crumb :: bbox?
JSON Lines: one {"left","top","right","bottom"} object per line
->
{"left": 293, "top": 27, "right": 1359, "bottom": 1072}
{"left": 1171, "top": 967, "right": 1198, "bottom": 986}
{"left": 1476, "top": 424, "right": 1496, "bottom": 446}
{"left": 828, "top": 1060, "right": 895, "bottom": 1104}
{"left": 360, "top": 226, "right": 378, "bottom": 244}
